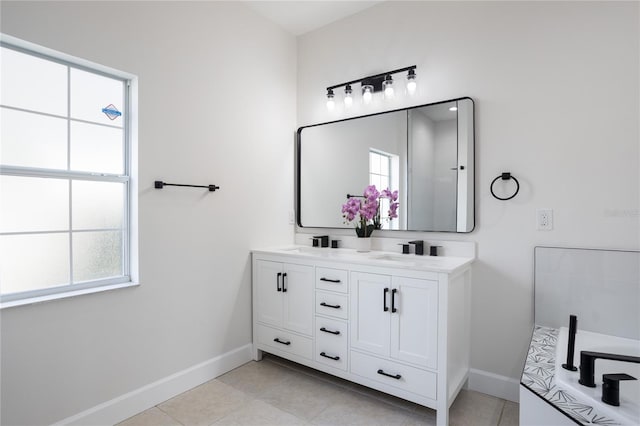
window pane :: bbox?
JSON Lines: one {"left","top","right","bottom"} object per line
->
{"left": 0, "top": 107, "right": 68, "bottom": 169}
{"left": 0, "top": 233, "right": 69, "bottom": 294}
{"left": 72, "top": 180, "right": 124, "bottom": 230}
{"left": 0, "top": 47, "right": 67, "bottom": 115}
{"left": 0, "top": 176, "right": 69, "bottom": 233}
{"left": 72, "top": 231, "right": 122, "bottom": 283}
{"left": 379, "top": 176, "right": 389, "bottom": 191}
{"left": 380, "top": 156, "right": 389, "bottom": 176}
{"left": 70, "top": 121, "right": 123, "bottom": 174}
{"left": 70, "top": 68, "right": 124, "bottom": 126}
{"left": 370, "top": 174, "right": 381, "bottom": 190}
{"left": 370, "top": 152, "right": 381, "bottom": 174}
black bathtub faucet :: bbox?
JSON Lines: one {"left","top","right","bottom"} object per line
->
{"left": 602, "top": 373, "right": 637, "bottom": 406}
{"left": 579, "top": 351, "right": 640, "bottom": 387}
{"left": 562, "top": 315, "right": 578, "bottom": 372}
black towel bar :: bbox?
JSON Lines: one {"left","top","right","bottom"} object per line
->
{"left": 154, "top": 181, "right": 220, "bottom": 192}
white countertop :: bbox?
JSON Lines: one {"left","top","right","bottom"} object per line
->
{"left": 252, "top": 245, "right": 474, "bottom": 274}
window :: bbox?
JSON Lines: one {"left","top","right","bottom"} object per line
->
{"left": 369, "top": 149, "right": 399, "bottom": 230}
{"left": 0, "top": 36, "right": 136, "bottom": 306}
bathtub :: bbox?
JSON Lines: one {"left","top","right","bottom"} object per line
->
{"left": 555, "top": 327, "right": 640, "bottom": 425}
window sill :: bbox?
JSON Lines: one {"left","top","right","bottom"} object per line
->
{"left": 0, "top": 281, "right": 140, "bottom": 309}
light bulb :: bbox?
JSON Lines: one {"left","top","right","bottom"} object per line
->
{"left": 382, "top": 75, "right": 394, "bottom": 99}
{"left": 449, "top": 106, "right": 458, "bottom": 111}
{"left": 326, "top": 88, "right": 335, "bottom": 111}
{"left": 406, "top": 69, "right": 417, "bottom": 95}
{"left": 362, "top": 85, "right": 373, "bottom": 104}
{"left": 344, "top": 84, "right": 353, "bottom": 108}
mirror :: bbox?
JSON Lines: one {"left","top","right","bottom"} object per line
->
{"left": 297, "top": 97, "right": 474, "bottom": 233}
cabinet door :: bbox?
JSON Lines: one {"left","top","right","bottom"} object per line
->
{"left": 350, "top": 272, "right": 391, "bottom": 357}
{"left": 282, "top": 263, "right": 314, "bottom": 336}
{"left": 255, "top": 260, "right": 284, "bottom": 328}
{"left": 390, "top": 276, "right": 438, "bottom": 369}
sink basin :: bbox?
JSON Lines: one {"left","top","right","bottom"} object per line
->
{"left": 280, "top": 246, "right": 320, "bottom": 255}
{"left": 370, "top": 254, "right": 415, "bottom": 262}
{"left": 370, "top": 254, "right": 443, "bottom": 263}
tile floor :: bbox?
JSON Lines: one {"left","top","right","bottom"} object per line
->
{"left": 118, "top": 354, "right": 519, "bottom": 426}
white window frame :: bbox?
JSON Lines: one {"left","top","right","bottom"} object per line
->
{"left": 369, "top": 149, "right": 400, "bottom": 230}
{"left": 0, "top": 34, "right": 139, "bottom": 308}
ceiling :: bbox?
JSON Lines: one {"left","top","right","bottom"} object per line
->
{"left": 243, "top": 1, "right": 383, "bottom": 36}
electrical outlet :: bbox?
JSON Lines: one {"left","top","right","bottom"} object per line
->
{"left": 537, "top": 209, "right": 553, "bottom": 231}
{"left": 288, "top": 211, "right": 295, "bottom": 225}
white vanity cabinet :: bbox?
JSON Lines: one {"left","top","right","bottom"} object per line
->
{"left": 350, "top": 272, "right": 438, "bottom": 368}
{"left": 253, "top": 260, "right": 314, "bottom": 359}
{"left": 252, "top": 248, "right": 472, "bottom": 426}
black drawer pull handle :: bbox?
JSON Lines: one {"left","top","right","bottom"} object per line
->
{"left": 377, "top": 369, "right": 401, "bottom": 380}
{"left": 282, "top": 273, "right": 287, "bottom": 292}
{"left": 320, "top": 302, "right": 341, "bottom": 309}
{"left": 383, "top": 288, "right": 389, "bottom": 312}
{"left": 391, "top": 288, "right": 398, "bottom": 313}
{"left": 320, "top": 277, "right": 341, "bottom": 283}
{"left": 320, "top": 352, "right": 340, "bottom": 361}
{"left": 276, "top": 272, "right": 282, "bottom": 292}
{"left": 273, "top": 338, "right": 291, "bottom": 346}
{"left": 320, "top": 327, "right": 340, "bottom": 335}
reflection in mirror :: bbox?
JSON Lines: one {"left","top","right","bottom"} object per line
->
{"left": 297, "top": 97, "right": 474, "bottom": 233}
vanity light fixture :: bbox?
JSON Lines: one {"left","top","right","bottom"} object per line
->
{"left": 344, "top": 84, "right": 353, "bottom": 107}
{"left": 407, "top": 69, "right": 417, "bottom": 94}
{"left": 325, "top": 65, "right": 417, "bottom": 110}
{"left": 326, "top": 88, "right": 335, "bottom": 110}
{"left": 362, "top": 84, "right": 374, "bottom": 104}
{"left": 382, "top": 75, "right": 394, "bottom": 99}
{"left": 449, "top": 106, "right": 458, "bottom": 111}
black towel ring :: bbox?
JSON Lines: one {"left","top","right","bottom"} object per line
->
{"left": 490, "top": 172, "right": 520, "bottom": 201}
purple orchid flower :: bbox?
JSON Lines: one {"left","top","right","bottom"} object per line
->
{"left": 381, "top": 188, "right": 399, "bottom": 202}
{"left": 341, "top": 185, "right": 399, "bottom": 233}
{"left": 363, "top": 185, "right": 380, "bottom": 202}
{"left": 388, "top": 201, "right": 399, "bottom": 219}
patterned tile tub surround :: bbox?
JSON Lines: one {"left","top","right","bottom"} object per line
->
{"left": 521, "top": 326, "right": 620, "bottom": 425}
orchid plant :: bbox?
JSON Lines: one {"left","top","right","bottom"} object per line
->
{"left": 341, "top": 185, "right": 399, "bottom": 237}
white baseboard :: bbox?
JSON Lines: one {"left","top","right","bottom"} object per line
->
{"left": 53, "top": 344, "right": 253, "bottom": 426}
{"left": 467, "top": 368, "right": 520, "bottom": 403}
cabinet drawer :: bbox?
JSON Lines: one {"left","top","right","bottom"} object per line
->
{"left": 350, "top": 351, "right": 436, "bottom": 400}
{"left": 316, "top": 267, "right": 349, "bottom": 293}
{"left": 256, "top": 324, "right": 313, "bottom": 360}
{"left": 315, "top": 291, "right": 348, "bottom": 319}
{"left": 315, "top": 317, "right": 348, "bottom": 371}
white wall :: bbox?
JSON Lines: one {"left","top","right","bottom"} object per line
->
{"left": 0, "top": 2, "right": 296, "bottom": 424}
{"left": 297, "top": 0, "right": 639, "bottom": 391}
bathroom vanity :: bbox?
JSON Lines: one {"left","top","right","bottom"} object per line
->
{"left": 252, "top": 246, "right": 473, "bottom": 426}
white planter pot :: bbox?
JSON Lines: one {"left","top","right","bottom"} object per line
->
{"left": 354, "top": 237, "right": 372, "bottom": 252}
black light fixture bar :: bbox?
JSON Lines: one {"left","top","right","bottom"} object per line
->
{"left": 326, "top": 65, "right": 417, "bottom": 91}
